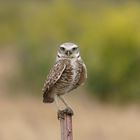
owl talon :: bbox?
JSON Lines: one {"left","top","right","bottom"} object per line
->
{"left": 57, "top": 108, "right": 74, "bottom": 120}
{"left": 65, "top": 107, "right": 74, "bottom": 116}
{"left": 57, "top": 110, "right": 65, "bottom": 120}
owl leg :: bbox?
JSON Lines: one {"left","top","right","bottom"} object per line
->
{"left": 58, "top": 95, "right": 74, "bottom": 115}
{"left": 54, "top": 95, "right": 60, "bottom": 111}
{"left": 54, "top": 95, "right": 70, "bottom": 110}
{"left": 58, "top": 95, "right": 69, "bottom": 107}
{"left": 55, "top": 95, "right": 65, "bottom": 119}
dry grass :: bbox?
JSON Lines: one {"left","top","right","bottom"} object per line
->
{"left": 0, "top": 94, "right": 140, "bottom": 140}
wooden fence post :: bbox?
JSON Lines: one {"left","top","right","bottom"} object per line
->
{"left": 58, "top": 108, "right": 74, "bottom": 140}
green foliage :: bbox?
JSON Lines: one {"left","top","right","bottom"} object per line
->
{"left": 0, "top": 1, "right": 140, "bottom": 102}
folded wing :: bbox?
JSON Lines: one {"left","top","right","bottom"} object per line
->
{"left": 42, "top": 60, "right": 66, "bottom": 103}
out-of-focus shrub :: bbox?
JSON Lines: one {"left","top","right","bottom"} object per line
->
{"left": 0, "top": 1, "right": 140, "bottom": 102}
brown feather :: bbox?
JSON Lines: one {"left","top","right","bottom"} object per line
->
{"left": 42, "top": 60, "right": 66, "bottom": 103}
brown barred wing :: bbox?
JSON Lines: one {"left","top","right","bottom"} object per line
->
{"left": 42, "top": 60, "right": 66, "bottom": 103}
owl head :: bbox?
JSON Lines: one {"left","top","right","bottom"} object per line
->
{"left": 58, "top": 42, "right": 80, "bottom": 58}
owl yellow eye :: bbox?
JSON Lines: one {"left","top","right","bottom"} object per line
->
{"left": 60, "top": 47, "right": 65, "bottom": 51}
{"left": 72, "top": 47, "right": 77, "bottom": 51}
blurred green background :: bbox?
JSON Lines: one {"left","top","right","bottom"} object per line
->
{"left": 1, "top": 1, "right": 140, "bottom": 140}
{"left": 0, "top": 0, "right": 140, "bottom": 103}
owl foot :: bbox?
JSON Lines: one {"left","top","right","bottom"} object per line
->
{"left": 57, "top": 107, "right": 74, "bottom": 120}
{"left": 65, "top": 107, "right": 74, "bottom": 116}
{"left": 57, "top": 110, "right": 65, "bottom": 119}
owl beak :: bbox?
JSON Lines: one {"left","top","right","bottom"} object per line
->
{"left": 65, "top": 51, "right": 72, "bottom": 56}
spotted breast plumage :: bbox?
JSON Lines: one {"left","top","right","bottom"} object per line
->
{"left": 42, "top": 42, "right": 87, "bottom": 111}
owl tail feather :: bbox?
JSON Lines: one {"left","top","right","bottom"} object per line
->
{"left": 43, "top": 93, "right": 54, "bottom": 103}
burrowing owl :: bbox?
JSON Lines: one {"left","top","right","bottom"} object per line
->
{"left": 42, "top": 42, "right": 87, "bottom": 111}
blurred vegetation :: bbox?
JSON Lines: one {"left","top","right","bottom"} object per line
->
{"left": 0, "top": 0, "right": 140, "bottom": 103}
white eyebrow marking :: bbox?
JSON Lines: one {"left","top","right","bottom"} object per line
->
{"left": 60, "top": 42, "right": 78, "bottom": 50}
